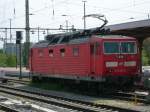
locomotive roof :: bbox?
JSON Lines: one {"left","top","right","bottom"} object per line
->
{"left": 96, "top": 35, "right": 135, "bottom": 39}
{"left": 31, "top": 37, "right": 90, "bottom": 48}
{"left": 31, "top": 35, "right": 135, "bottom": 48}
{"left": 31, "top": 40, "right": 49, "bottom": 48}
{"left": 31, "top": 27, "right": 135, "bottom": 48}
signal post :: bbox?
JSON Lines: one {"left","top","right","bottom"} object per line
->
{"left": 16, "top": 31, "right": 23, "bottom": 79}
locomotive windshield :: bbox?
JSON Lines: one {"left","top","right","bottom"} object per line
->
{"left": 104, "top": 42, "right": 119, "bottom": 53}
{"left": 121, "top": 42, "right": 136, "bottom": 53}
{"left": 104, "top": 41, "right": 137, "bottom": 54}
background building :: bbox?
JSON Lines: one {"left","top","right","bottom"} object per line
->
{"left": 4, "top": 43, "right": 19, "bottom": 56}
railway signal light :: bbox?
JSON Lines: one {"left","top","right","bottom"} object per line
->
{"left": 16, "top": 31, "right": 22, "bottom": 44}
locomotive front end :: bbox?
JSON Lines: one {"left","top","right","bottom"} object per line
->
{"left": 102, "top": 37, "right": 140, "bottom": 85}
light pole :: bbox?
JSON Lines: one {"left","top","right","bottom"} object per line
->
{"left": 62, "top": 15, "right": 69, "bottom": 32}
{"left": 5, "top": 28, "right": 7, "bottom": 45}
{"left": 61, "top": 15, "right": 75, "bottom": 32}
{"left": 38, "top": 27, "right": 40, "bottom": 41}
{"left": 65, "top": 20, "right": 69, "bottom": 32}
{"left": 31, "top": 28, "right": 46, "bottom": 42}
{"left": 9, "top": 18, "right": 12, "bottom": 43}
{"left": 83, "top": 1, "right": 86, "bottom": 30}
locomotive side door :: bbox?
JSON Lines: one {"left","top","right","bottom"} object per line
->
{"left": 90, "top": 42, "right": 100, "bottom": 75}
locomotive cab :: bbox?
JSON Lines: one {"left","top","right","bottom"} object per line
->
{"left": 101, "top": 36, "right": 140, "bottom": 85}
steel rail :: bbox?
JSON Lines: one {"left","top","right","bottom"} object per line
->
{"left": 7, "top": 78, "right": 149, "bottom": 104}
{"left": 0, "top": 103, "right": 20, "bottom": 112}
{"left": 0, "top": 84, "right": 140, "bottom": 112}
{"left": 103, "top": 91, "right": 149, "bottom": 104}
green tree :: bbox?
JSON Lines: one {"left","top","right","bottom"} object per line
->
{"left": 143, "top": 38, "right": 150, "bottom": 65}
{"left": 142, "top": 49, "right": 149, "bottom": 66}
{"left": 0, "top": 49, "right": 3, "bottom": 53}
{"left": 6, "top": 55, "right": 16, "bottom": 67}
{"left": 0, "top": 53, "right": 7, "bottom": 67}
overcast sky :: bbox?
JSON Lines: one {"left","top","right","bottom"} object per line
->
{"left": 0, "top": 0, "right": 150, "bottom": 47}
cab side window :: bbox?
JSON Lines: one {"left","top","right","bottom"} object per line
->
{"left": 60, "top": 48, "right": 65, "bottom": 57}
{"left": 49, "top": 49, "right": 54, "bottom": 57}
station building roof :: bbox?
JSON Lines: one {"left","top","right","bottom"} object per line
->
{"left": 105, "top": 19, "right": 150, "bottom": 41}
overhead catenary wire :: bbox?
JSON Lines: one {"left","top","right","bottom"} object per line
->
{"left": 0, "top": 0, "right": 150, "bottom": 28}
{"left": 0, "top": 0, "right": 72, "bottom": 25}
{"left": 66, "top": 0, "right": 150, "bottom": 15}
{"left": 0, "top": 0, "right": 147, "bottom": 24}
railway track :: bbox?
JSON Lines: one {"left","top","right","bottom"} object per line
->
{"left": 0, "top": 103, "right": 20, "bottom": 112}
{"left": 6, "top": 78, "right": 30, "bottom": 85}
{"left": 104, "top": 91, "right": 149, "bottom": 104}
{"left": 7, "top": 78, "right": 150, "bottom": 104}
{"left": 0, "top": 83, "right": 140, "bottom": 112}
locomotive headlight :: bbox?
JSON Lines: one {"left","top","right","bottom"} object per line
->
{"left": 106, "top": 62, "right": 118, "bottom": 67}
{"left": 124, "top": 61, "right": 136, "bottom": 67}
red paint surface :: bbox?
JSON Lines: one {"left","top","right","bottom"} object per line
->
{"left": 29, "top": 35, "right": 140, "bottom": 79}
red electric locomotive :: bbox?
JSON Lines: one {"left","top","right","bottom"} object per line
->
{"left": 29, "top": 28, "right": 140, "bottom": 87}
